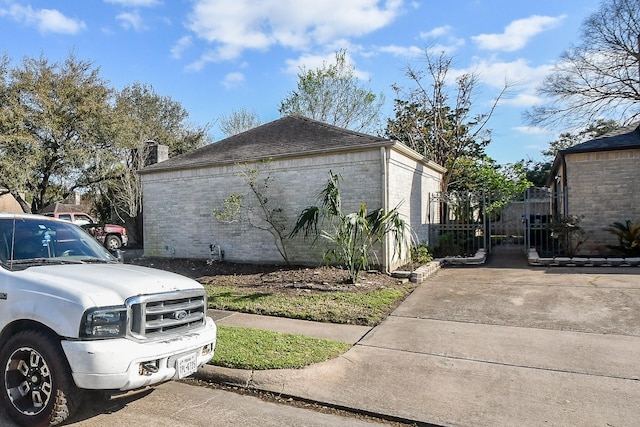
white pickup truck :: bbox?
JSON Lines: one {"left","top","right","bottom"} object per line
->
{"left": 0, "top": 214, "right": 217, "bottom": 426}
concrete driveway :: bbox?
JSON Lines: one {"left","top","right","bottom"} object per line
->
{"left": 403, "top": 254, "right": 640, "bottom": 336}
{"left": 245, "top": 253, "right": 640, "bottom": 426}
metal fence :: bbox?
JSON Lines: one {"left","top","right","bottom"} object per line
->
{"left": 427, "top": 188, "right": 564, "bottom": 257}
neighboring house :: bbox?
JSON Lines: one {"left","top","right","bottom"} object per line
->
{"left": 548, "top": 122, "right": 640, "bottom": 255}
{"left": 139, "top": 115, "right": 444, "bottom": 270}
{"left": 40, "top": 201, "right": 95, "bottom": 217}
{"left": 0, "top": 190, "right": 22, "bottom": 213}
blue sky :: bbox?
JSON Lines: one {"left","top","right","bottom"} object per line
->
{"left": 0, "top": 0, "right": 603, "bottom": 164}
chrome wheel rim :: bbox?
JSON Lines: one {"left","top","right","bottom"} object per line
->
{"left": 4, "top": 347, "right": 52, "bottom": 415}
{"left": 107, "top": 237, "right": 120, "bottom": 250}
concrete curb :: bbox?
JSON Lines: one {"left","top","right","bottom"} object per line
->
{"left": 528, "top": 249, "right": 640, "bottom": 267}
{"left": 392, "top": 260, "right": 443, "bottom": 283}
{"left": 441, "top": 248, "right": 486, "bottom": 266}
{"left": 410, "top": 260, "right": 442, "bottom": 282}
{"left": 196, "top": 365, "right": 254, "bottom": 388}
{"left": 193, "top": 365, "right": 430, "bottom": 426}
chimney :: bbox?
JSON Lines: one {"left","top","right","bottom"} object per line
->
{"left": 144, "top": 140, "right": 169, "bottom": 166}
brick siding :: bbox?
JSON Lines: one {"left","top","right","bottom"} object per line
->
{"left": 565, "top": 148, "right": 640, "bottom": 255}
{"left": 141, "top": 147, "right": 442, "bottom": 269}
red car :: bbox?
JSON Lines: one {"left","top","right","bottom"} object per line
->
{"left": 43, "top": 212, "right": 128, "bottom": 250}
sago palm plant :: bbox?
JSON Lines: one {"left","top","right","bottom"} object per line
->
{"left": 290, "top": 171, "right": 409, "bottom": 284}
{"left": 606, "top": 220, "right": 640, "bottom": 257}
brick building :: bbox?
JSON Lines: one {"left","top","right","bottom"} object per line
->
{"left": 139, "top": 115, "right": 444, "bottom": 270}
{"left": 0, "top": 191, "right": 22, "bottom": 213}
{"left": 548, "top": 122, "right": 640, "bottom": 255}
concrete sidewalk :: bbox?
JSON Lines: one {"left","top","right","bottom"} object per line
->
{"left": 208, "top": 310, "right": 372, "bottom": 345}
{"left": 198, "top": 254, "right": 640, "bottom": 426}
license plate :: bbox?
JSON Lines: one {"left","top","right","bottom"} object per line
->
{"left": 177, "top": 353, "right": 197, "bottom": 378}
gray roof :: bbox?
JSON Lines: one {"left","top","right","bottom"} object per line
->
{"left": 140, "top": 115, "right": 393, "bottom": 174}
{"left": 562, "top": 122, "right": 640, "bottom": 154}
{"left": 40, "top": 202, "right": 83, "bottom": 214}
{"left": 548, "top": 121, "right": 640, "bottom": 186}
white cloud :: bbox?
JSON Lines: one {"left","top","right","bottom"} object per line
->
{"left": 430, "top": 39, "right": 465, "bottom": 55}
{"left": 378, "top": 44, "right": 423, "bottom": 58}
{"left": 284, "top": 53, "right": 330, "bottom": 75}
{"left": 472, "top": 15, "right": 566, "bottom": 52}
{"left": 221, "top": 72, "right": 245, "bottom": 89}
{"left": 514, "top": 126, "right": 550, "bottom": 135}
{"left": 104, "top": 0, "right": 160, "bottom": 7}
{"left": 38, "top": 8, "right": 86, "bottom": 33}
{"left": 505, "top": 93, "right": 546, "bottom": 107}
{"left": 186, "top": 51, "right": 215, "bottom": 72}
{"left": 410, "top": 25, "right": 466, "bottom": 55}
{"left": 324, "top": 39, "right": 365, "bottom": 56}
{"left": 171, "top": 36, "right": 193, "bottom": 59}
{"left": 465, "top": 58, "right": 555, "bottom": 107}
{"left": 0, "top": 3, "right": 86, "bottom": 34}
{"left": 116, "top": 11, "right": 146, "bottom": 30}
{"left": 420, "top": 25, "right": 451, "bottom": 39}
{"left": 283, "top": 51, "right": 370, "bottom": 80}
{"left": 186, "top": 0, "right": 403, "bottom": 65}
{"left": 378, "top": 36, "right": 464, "bottom": 59}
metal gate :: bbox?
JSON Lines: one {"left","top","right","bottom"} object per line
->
{"left": 427, "top": 188, "right": 554, "bottom": 257}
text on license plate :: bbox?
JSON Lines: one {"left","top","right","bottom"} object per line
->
{"left": 177, "top": 353, "right": 197, "bottom": 378}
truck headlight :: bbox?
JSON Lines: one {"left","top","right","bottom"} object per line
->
{"left": 81, "top": 306, "right": 127, "bottom": 338}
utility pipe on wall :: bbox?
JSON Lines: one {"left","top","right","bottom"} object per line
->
{"left": 381, "top": 146, "right": 390, "bottom": 273}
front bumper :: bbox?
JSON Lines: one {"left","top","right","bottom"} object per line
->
{"left": 61, "top": 317, "right": 217, "bottom": 390}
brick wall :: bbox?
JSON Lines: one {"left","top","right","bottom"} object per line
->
{"left": 141, "top": 146, "right": 443, "bottom": 268}
{"left": 565, "top": 148, "right": 640, "bottom": 255}
{"left": 142, "top": 150, "right": 383, "bottom": 264}
{"left": 0, "top": 193, "right": 22, "bottom": 213}
{"left": 386, "top": 149, "right": 443, "bottom": 269}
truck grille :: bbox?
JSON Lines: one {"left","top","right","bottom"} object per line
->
{"left": 127, "top": 289, "right": 207, "bottom": 339}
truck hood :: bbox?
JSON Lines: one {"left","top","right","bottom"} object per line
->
{"left": 14, "top": 263, "right": 203, "bottom": 307}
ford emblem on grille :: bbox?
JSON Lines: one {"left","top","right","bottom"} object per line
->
{"left": 173, "top": 310, "right": 188, "bottom": 320}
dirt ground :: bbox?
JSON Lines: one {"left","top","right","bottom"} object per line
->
{"left": 128, "top": 257, "right": 410, "bottom": 295}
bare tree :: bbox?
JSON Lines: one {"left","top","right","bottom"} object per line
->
{"left": 219, "top": 108, "right": 262, "bottom": 137}
{"left": 526, "top": 0, "right": 640, "bottom": 129}
{"left": 213, "top": 161, "right": 290, "bottom": 264}
{"left": 386, "top": 50, "right": 508, "bottom": 191}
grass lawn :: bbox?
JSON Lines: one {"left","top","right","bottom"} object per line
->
{"left": 206, "top": 283, "right": 415, "bottom": 370}
{"left": 213, "top": 326, "right": 352, "bottom": 370}
{"left": 206, "top": 285, "right": 414, "bottom": 327}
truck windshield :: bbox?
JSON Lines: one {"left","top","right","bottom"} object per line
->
{"left": 0, "top": 217, "right": 116, "bottom": 270}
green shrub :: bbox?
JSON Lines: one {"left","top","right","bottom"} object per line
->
{"left": 606, "top": 220, "right": 640, "bottom": 257}
{"left": 548, "top": 215, "right": 586, "bottom": 257}
{"left": 431, "top": 231, "right": 481, "bottom": 257}
{"left": 411, "top": 243, "right": 433, "bottom": 264}
{"left": 290, "top": 171, "right": 409, "bottom": 284}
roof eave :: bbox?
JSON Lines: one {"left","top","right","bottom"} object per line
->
{"left": 138, "top": 140, "right": 396, "bottom": 175}
{"left": 563, "top": 144, "right": 640, "bottom": 155}
{"left": 390, "top": 141, "right": 447, "bottom": 173}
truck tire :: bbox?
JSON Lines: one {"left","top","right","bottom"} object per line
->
{"left": 0, "top": 330, "right": 81, "bottom": 427}
{"left": 105, "top": 235, "right": 122, "bottom": 251}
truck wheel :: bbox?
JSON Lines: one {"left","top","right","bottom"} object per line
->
{"left": 105, "top": 235, "right": 122, "bottom": 251}
{"left": 0, "top": 330, "right": 81, "bottom": 427}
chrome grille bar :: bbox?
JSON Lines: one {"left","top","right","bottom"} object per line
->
{"left": 127, "top": 289, "right": 207, "bottom": 339}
